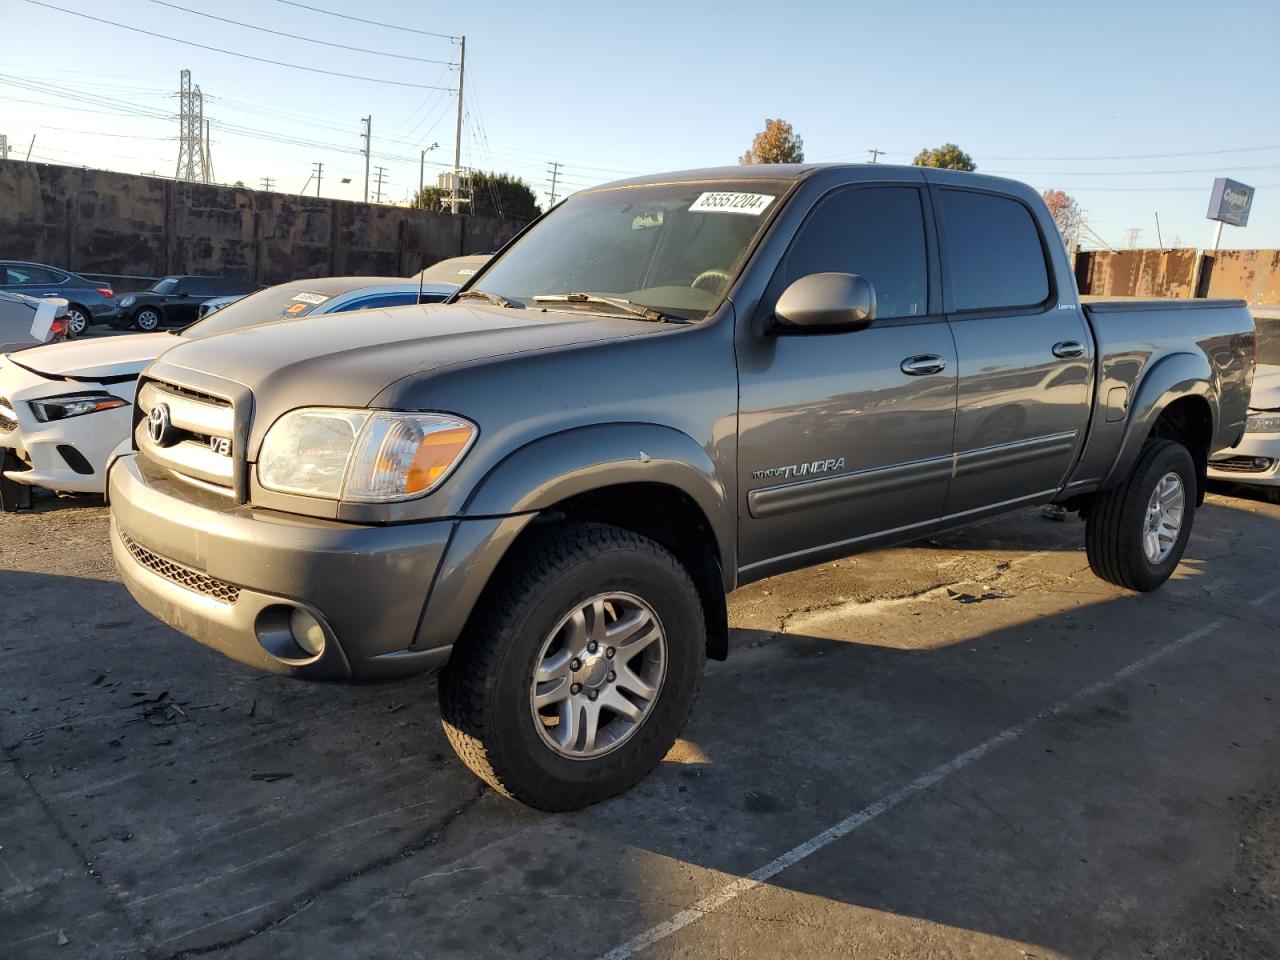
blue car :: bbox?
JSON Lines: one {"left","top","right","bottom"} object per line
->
{"left": 0, "top": 260, "right": 120, "bottom": 335}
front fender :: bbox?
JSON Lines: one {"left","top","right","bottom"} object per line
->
{"left": 463, "top": 422, "right": 734, "bottom": 581}
{"left": 1102, "top": 351, "right": 1216, "bottom": 489}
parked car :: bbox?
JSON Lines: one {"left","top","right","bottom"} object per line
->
{"left": 0, "top": 260, "right": 118, "bottom": 335}
{"left": 108, "top": 164, "right": 1254, "bottom": 811}
{"left": 111, "top": 276, "right": 260, "bottom": 331}
{"left": 1208, "top": 307, "right": 1280, "bottom": 500}
{"left": 0, "top": 289, "right": 72, "bottom": 353}
{"left": 197, "top": 294, "right": 247, "bottom": 320}
{"left": 0, "top": 276, "right": 460, "bottom": 504}
{"left": 414, "top": 253, "right": 493, "bottom": 286}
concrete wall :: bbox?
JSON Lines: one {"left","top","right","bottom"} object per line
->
{"left": 0, "top": 160, "right": 525, "bottom": 286}
{"left": 1075, "top": 247, "right": 1280, "bottom": 305}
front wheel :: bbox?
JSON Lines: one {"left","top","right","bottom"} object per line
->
{"left": 134, "top": 308, "right": 162, "bottom": 332}
{"left": 1086, "top": 438, "right": 1196, "bottom": 591}
{"left": 439, "top": 522, "right": 706, "bottom": 811}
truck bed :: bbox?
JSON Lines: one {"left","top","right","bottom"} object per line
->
{"left": 1064, "top": 296, "right": 1255, "bottom": 494}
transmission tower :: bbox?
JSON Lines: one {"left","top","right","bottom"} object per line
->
{"left": 175, "top": 70, "right": 209, "bottom": 183}
{"left": 1123, "top": 228, "right": 1141, "bottom": 249}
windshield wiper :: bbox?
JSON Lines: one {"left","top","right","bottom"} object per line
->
{"left": 533, "top": 293, "right": 688, "bottom": 324}
{"left": 455, "top": 289, "right": 516, "bottom": 308}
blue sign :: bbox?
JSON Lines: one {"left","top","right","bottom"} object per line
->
{"left": 1206, "top": 178, "right": 1254, "bottom": 227}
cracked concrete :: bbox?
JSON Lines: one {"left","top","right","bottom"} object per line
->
{"left": 2, "top": 484, "right": 1279, "bottom": 959}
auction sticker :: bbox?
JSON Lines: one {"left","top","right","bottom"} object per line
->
{"left": 291, "top": 292, "right": 329, "bottom": 304}
{"left": 689, "top": 192, "right": 775, "bottom": 215}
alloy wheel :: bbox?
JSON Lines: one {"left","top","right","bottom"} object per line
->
{"left": 1143, "top": 471, "right": 1185, "bottom": 563}
{"left": 529, "top": 592, "right": 667, "bottom": 759}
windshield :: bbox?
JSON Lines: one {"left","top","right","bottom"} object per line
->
{"left": 150, "top": 277, "right": 179, "bottom": 295}
{"left": 180, "top": 286, "right": 334, "bottom": 340}
{"left": 471, "top": 180, "right": 788, "bottom": 321}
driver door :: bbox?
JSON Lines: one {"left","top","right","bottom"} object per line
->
{"left": 736, "top": 185, "right": 958, "bottom": 578}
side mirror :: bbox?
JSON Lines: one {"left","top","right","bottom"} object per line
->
{"left": 177, "top": 291, "right": 190, "bottom": 298}
{"left": 772, "top": 272, "right": 876, "bottom": 334}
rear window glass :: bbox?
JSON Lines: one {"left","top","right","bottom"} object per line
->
{"left": 181, "top": 287, "right": 333, "bottom": 340}
{"left": 939, "top": 190, "right": 1050, "bottom": 312}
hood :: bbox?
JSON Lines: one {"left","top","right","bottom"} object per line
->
{"left": 1250, "top": 363, "right": 1280, "bottom": 410}
{"left": 151, "top": 302, "right": 660, "bottom": 409}
{"left": 9, "top": 332, "right": 173, "bottom": 380}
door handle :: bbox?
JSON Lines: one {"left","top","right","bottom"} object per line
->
{"left": 900, "top": 355, "right": 947, "bottom": 376}
{"left": 1052, "top": 340, "right": 1085, "bottom": 359}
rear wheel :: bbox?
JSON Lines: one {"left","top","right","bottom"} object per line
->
{"left": 133, "top": 308, "right": 162, "bottom": 332}
{"left": 1086, "top": 438, "right": 1196, "bottom": 591}
{"left": 439, "top": 522, "right": 706, "bottom": 811}
{"left": 65, "top": 305, "right": 90, "bottom": 336}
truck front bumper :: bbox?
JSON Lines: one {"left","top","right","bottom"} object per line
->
{"left": 109, "top": 454, "right": 458, "bottom": 680}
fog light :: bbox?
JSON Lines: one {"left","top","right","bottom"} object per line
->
{"left": 289, "top": 608, "right": 327, "bottom": 657}
{"left": 1254, "top": 457, "right": 1274, "bottom": 470}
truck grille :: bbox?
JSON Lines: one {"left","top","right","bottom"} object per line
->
{"left": 1210, "top": 456, "right": 1274, "bottom": 474}
{"left": 136, "top": 380, "right": 236, "bottom": 492}
{"left": 121, "top": 532, "right": 241, "bottom": 604}
{"left": 0, "top": 396, "right": 16, "bottom": 433}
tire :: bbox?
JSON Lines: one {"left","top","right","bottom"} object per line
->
{"left": 134, "top": 308, "right": 163, "bottom": 332}
{"left": 1086, "top": 438, "right": 1196, "bottom": 592}
{"left": 65, "top": 305, "right": 90, "bottom": 336}
{"left": 439, "top": 521, "right": 706, "bottom": 811}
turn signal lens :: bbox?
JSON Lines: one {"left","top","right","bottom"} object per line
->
{"left": 406, "top": 425, "right": 475, "bottom": 493}
{"left": 345, "top": 414, "right": 477, "bottom": 502}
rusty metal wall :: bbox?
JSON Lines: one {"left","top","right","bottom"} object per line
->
{"left": 0, "top": 160, "right": 526, "bottom": 284}
{"left": 1075, "top": 247, "right": 1280, "bottom": 305}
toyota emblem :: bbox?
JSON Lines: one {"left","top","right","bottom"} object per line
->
{"left": 148, "top": 402, "right": 175, "bottom": 446}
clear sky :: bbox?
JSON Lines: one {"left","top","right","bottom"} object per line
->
{"left": 2, "top": 0, "right": 1278, "bottom": 250}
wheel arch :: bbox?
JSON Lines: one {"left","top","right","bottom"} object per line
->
{"left": 1103, "top": 352, "right": 1216, "bottom": 502}
{"left": 418, "top": 424, "right": 734, "bottom": 662}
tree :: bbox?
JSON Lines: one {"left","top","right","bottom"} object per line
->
{"left": 740, "top": 119, "right": 804, "bottom": 165}
{"left": 1042, "top": 188, "right": 1082, "bottom": 249}
{"left": 233, "top": 180, "right": 245, "bottom": 188}
{"left": 413, "top": 169, "right": 541, "bottom": 222}
{"left": 911, "top": 143, "right": 976, "bottom": 171}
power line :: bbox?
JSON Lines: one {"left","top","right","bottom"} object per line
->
{"left": 21, "top": 0, "right": 456, "bottom": 91}
{"left": 270, "top": 0, "right": 459, "bottom": 40}
{"left": 142, "top": 0, "right": 456, "bottom": 66}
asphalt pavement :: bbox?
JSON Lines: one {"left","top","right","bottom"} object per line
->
{"left": 1, "top": 487, "right": 1277, "bottom": 959}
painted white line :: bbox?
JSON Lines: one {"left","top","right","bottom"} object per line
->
{"left": 596, "top": 616, "right": 1229, "bottom": 960}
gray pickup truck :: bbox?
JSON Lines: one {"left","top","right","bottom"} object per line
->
{"left": 108, "top": 165, "right": 1254, "bottom": 810}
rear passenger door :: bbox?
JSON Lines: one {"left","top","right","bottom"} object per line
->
{"left": 934, "top": 187, "right": 1092, "bottom": 516}
{"left": 737, "top": 184, "right": 957, "bottom": 576}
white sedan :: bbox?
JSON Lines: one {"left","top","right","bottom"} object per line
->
{"left": 0, "top": 276, "right": 458, "bottom": 506}
{"left": 1208, "top": 308, "right": 1280, "bottom": 501}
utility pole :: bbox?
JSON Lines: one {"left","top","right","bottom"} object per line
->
{"left": 26, "top": 134, "right": 35, "bottom": 162}
{"left": 313, "top": 162, "right": 323, "bottom": 198}
{"left": 175, "top": 70, "right": 207, "bottom": 182}
{"left": 546, "top": 161, "right": 562, "bottom": 207}
{"left": 867, "top": 148, "right": 883, "bottom": 163}
{"left": 373, "top": 165, "right": 387, "bottom": 204}
{"left": 360, "top": 115, "right": 372, "bottom": 203}
{"left": 418, "top": 142, "right": 438, "bottom": 206}
{"left": 450, "top": 35, "right": 465, "bottom": 214}
{"left": 0, "top": 135, "right": 8, "bottom": 160}
{"left": 260, "top": 176, "right": 275, "bottom": 191}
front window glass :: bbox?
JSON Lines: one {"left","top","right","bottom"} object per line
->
{"left": 472, "top": 180, "right": 788, "bottom": 320}
{"left": 181, "top": 286, "right": 334, "bottom": 340}
{"left": 151, "top": 277, "right": 180, "bottom": 295}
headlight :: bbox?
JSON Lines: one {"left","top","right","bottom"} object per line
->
{"left": 1245, "top": 412, "right": 1280, "bottom": 434}
{"left": 257, "top": 408, "right": 476, "bottom": 502}
{"left": 119, "top": 295, "right": 137, "bottom": 307}
{"left": 29, "top": 392, "right": 129, "bottom": 422}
